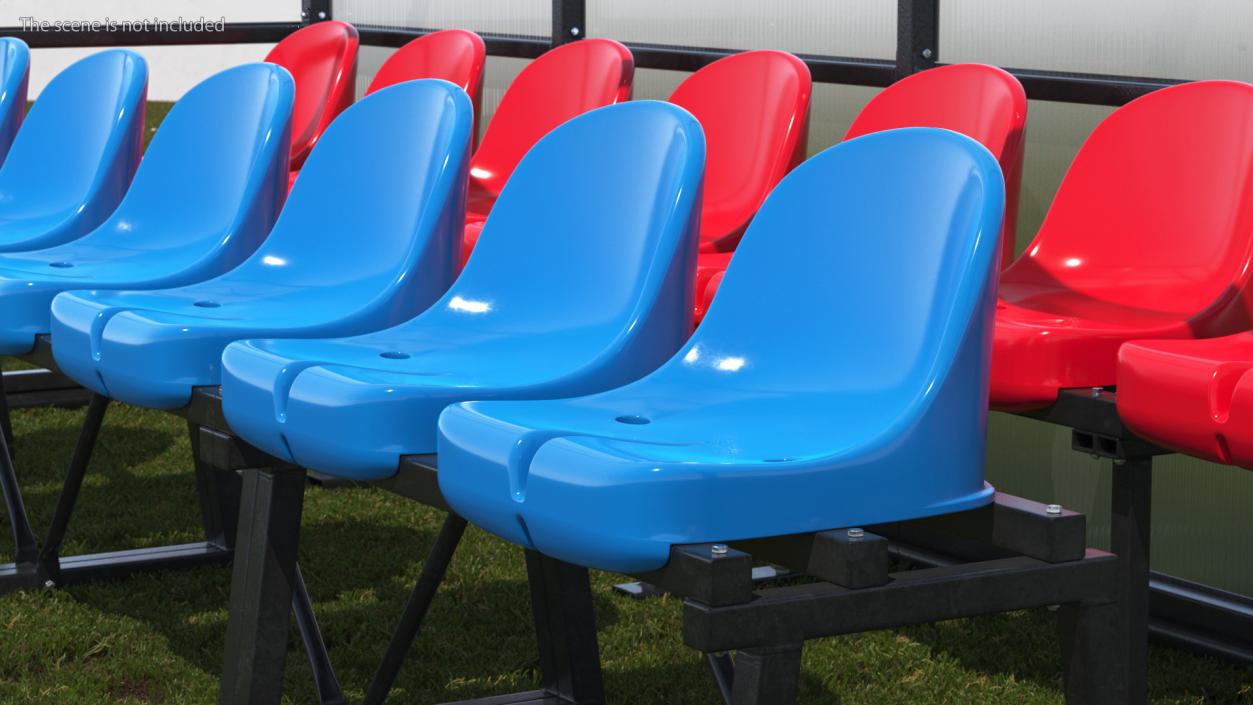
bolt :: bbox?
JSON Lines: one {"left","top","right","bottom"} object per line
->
{"left": 570, "top": 26, "right": 581, "bottom": 37}
{"left": 317, "top": 10, "right": 327, "bottom": 19}
{"left": 921, "top": 48, "right": 933, "bottom": 59}
{"left": 847, "top": 527, "right": 865, "bottom": 539}
{"left": 711, "top": 543, "right": 728, "bottom": 555}
{"left": 1090, "top": 453, "right": 1100, "bottom": 460}
{"left": 1091, "top": 386, "right": 1103, "bottom": 397}
{"left": 1113, "top": 458, "right": 1126, "bottom": 466}
{"left": 43, "top": 579, "right": 55, "bottom": 589}
{"left": 301, "top": 10, "right": 308, "bottom": 18}
{"left": 1046, "top": 504, "right": 1062, "bottom": 515}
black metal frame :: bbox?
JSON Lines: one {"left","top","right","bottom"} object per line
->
{"left": 1015, "top": 390, "right": 1253, "bottom": 668}
{"left": 206, "top": 406, "right": 1129, "bottom": 705}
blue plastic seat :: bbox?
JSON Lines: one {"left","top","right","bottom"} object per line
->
{"left": 436, "top": 127, "right": 1006, "bottom": 573}
{"left": 0, "top": 63, "right": 292, "bottom": 357}
{"left": 0, "top": 38, "right": 30, "bottom": 166}
{"left": 218, "top": 100, "right": 705, "bottom": 479}
{"left": 51, "top": 80, "right": 473, "bottom": 410}
{"left": 0, "top": 48, "right": 147, "bottom": 252}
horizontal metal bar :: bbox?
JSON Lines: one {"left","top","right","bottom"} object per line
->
{"left": 683, "top": 550, "right": 1119, "bottom": 652}
{"left": 1006, "top": 67, "right": 1186, "bottom": 106}
{"left": 356, "top": 25, "right": 550, "bottom": 58}
{"left": 0, "top": 21, "right": 303, "bottom": 48}
{"left": 439, "top": 690, "right": 566, "bottom": 705}
{"left": 627, "top": 42, "right": 897, "bottom": 87}
{"left": 0, "top": 541, "right": 231, "bottom": 594}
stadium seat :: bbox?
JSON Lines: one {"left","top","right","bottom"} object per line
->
{"left": 695, "top": 63, "right": 1026, "bottom": 320}
{"left": 991, "top": 81, "right": 1253, "bottom": 410}
{"left": 219, "top": 100, "right": 703, "bottom": 480}
{"left": 0, "top": 63, "right": 293, "bottom": 356}
{"left": 0, "top": 49, "right": 147, "bottom": 252}
{"left": 458, "top": 38, "right": 633, "bottom": 266}
{"left": 365, "top": 29, "right": 485, "bottom": 145}
{"left": 437, "top": 127, "right": 1005, "bottom": 573}
{"left": 0, "top": 38, "right": 30, "bottom": 165}
{"left": 265, "top": 20, "right": 358, "bottom": 189}
{"left": 677, "top": 51, "right": 811, "bottom": 320}
{"left": 51, "top": 80, "right": 473, "bottom": 410}
{"left": 1118, "top": 334, "right": 1253, "bottom": 468}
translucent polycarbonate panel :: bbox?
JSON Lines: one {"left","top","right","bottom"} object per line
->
{"left": 0, "top": 0, "right": 300, "bottom": 24}
{"left": 942, "top": 0, "right": 1253, "bottom": 81}
{"left": 333, "top": 0, "right": 550, "bottom": 38}
{"left": 588, "top": 0, "right": 896, "bottom": 60}
{"left": 357, "top": 48, "right": 527, "bottom": 144}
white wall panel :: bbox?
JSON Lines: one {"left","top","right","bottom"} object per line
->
{"left": 333, "top": 0, "right": 550, "bottom": 38}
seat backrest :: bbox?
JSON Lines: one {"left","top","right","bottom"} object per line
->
{"left": 366, "top": 30, "right": 485, "bottom": 144}
{"left": 0, "top": 49, "right": 146, "bottom": 240}
{"left": 468, "top": 38, "right": 633, "bottom": 198}
{"left": 691, "top": 128, "right": 1003, "bottom": 407}
{"left": 0, "top": 38, "right": 30, "bottom": 166}
{"left": 668, "top": 50, "right": 810, "bottom": 252}
{"left": 1002, "top": 81, "right": 1253, "bottom": 327}
{"left": 226, "top": 79, "right": 472, "bottom": 319}
{"left": 265, "top": 20, "right": 359, "bottom": 169}
{"left": 847, "top": 64, "right": 1026, "bottom": 269}
{"left": 427, "top": 101, "right": 703, "bottom": 378}
{"left": 73, "top": 64, "right": 293, "bottom": 271}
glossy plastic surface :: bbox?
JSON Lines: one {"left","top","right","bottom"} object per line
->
{"left": 366, "top": 29, "right": 485, "bottom": 145}
{"left": 437, "top": 128, "right": 1005, "bottom": 573}
{"left": 0, "top": 49, "right": 147, "bottom": 252}
{"left": 219, "top": 101, "right": 703, "bottom": 479}
{"left": 460, "top": 38, "right": 633, "bottom": 262}
{"left": 695, "top": 63, "right": 1026, "bottom": 320}
{"left": 265, "top": 20, "right": 358, "bottom": 175}
{"left": 51, "top": 80, "right": 471, "bottom": 410}
{"left": 1118, "top": 334, "right": 1253, "bottom": 469}
{"left": 992, "top": 81, "right": 1253, "bottom": 410}
{"left": 0, "top": 64, "right": 293, "bottom": 356}
{"left": 0, "top": 38, "right": 30, "bottom": 165}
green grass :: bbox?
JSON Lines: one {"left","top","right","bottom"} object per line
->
{"left": 0, "top": 404, "right": 1251, "bottom": 704}
{"left": 0, "top": 104, "right": 1250, "bottom": 704}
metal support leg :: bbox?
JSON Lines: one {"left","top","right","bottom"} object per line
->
{"left": 1111, "top": 457, "right": 1151, "bottom": 705}
{"left": 1058, "top": 600, "right": 1128, "bottom": 704}
{"left": 525, "top": 550, "right": 605, "bottom": 704}
{"left": 218, "top": 465, "right": 308, "bottom": 705}
{"left": 189, "top": 421, "right": 242, "bottom": 550}
{"left": 706, "top": 652, "right": 735, "bottom": 705}
{"left": 363, "top": 514, "right": 468, "bottom": 705}
{"left": 729, "top": 643, "right": 803, "bottom": 705}
{"left": 292, "top": 563, "right": 346, "bottom": 705}
{"left": 0, "top": 420, "right": 35, "bottom": 565}
{"left": 37, "top": 394, "right": 109, "bottom": 581}
{"left": 0, "top": 370, "right": 14, "bottom": 458}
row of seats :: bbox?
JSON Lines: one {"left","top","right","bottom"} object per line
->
{"left": 1, "top": 22, "right": 1251, "bottom": 699}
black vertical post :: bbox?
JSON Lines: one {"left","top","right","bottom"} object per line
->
{"left": 218, "top": 465, "right": 308, "bottom": 705}
{"left": 1058, "top": 599, "right": 1129, "bottom": 704}
{"left": 189, "top": 421, "right": 242, "bottom": 552}
{"left": 729, "top": 644, "right": 804, "bottom": 705}
{"left": 552, "top": 0, "right": 586, "bottom": 47}
{"left": 1110, "top": 457, "right": 1152, "bottom": 705}
{"left": 303, "top": 0, "right": 332, "bottom": 23}
{"left": 525, "top": 550, "right": 605, "bottom": 703}
{"left": 0, "top": 417, "right": 36, "bottom": 566}
{"left": 896, "top": 0, "right": 939, "bottom": 79}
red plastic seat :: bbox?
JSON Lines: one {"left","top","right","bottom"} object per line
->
{"left": 991, "top": 81, "right": 1253, "bottom": 411}
{"left": 1118, "top": 335, "right": 1253, "bottom": 467}
{"left": 365, "top": 29, "right": 486, "bottom": 145}
{"left": 265, "top": 21, "right": 359, "bottom": 189}
{"left": 678, "top": 51, "right": 811, "bottom": 309}
{"left": 695, "top": 63, "right": 1025, "bottom": 321}
{"left": 460, "top": 38, "right": 633, "bottom": 266}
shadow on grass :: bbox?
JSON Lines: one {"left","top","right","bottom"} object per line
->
{"left": 902, "top": 609, "right": 1253, "bottom": 703}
